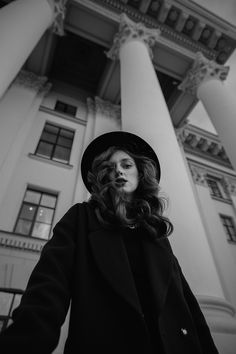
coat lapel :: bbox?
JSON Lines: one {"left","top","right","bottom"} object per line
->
{"left": 86, "top": 205, "right": 142, "bottom": 316}
{"left": 143, "top": 237, "right": 174, "bottom": 316}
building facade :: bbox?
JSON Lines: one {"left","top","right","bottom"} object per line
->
{"left": 0, "top": 0, "right": 236, "bottom": 353}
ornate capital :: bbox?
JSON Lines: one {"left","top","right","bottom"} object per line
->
{"left": 14, "top": 70, "right": 48, "bottom": 92}
{"left": 179, "top": 52, "right": 229, "bottom": 96}
{"left": 47, "top": 0, "right": 68, "bottom": 36}
{"left": 95, "top": 97, "right": 121, "bottom": 122}
{"left": 189, "top": 164, "right": 208, "bottom": 187}
{"left": 107, "top": 13, "right": 160, "bottom": 60}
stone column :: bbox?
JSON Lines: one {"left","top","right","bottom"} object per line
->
{"left": 179, "top": 52, "right": 236, "bottom": 171}
{"left": 0, "top": 70, "right": 50, "bottom": 207}
{"left": 72, "top": 97, "right": 121, "bottom": 203}
{"left": 107, "top": 14, "right": 225, "bottom": 304}
{"left": 0, "top": 0, "right": 67, "bottom": 98}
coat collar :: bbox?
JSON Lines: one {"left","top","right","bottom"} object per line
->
{"left": 85, "top": 203, "right": 173, "bottom": 317}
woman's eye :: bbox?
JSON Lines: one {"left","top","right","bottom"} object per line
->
{"left": 123, "top": 164, "right": 132, "bottom": 169}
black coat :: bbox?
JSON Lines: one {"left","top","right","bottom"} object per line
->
{"left": 0, "top": 202, "right": 219, "bottom": 354}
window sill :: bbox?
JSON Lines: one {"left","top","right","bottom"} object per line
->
{"left": 28, "top": 153, "right": 73, "bottom": 169}
{"left": 211, "top": 195, "right": 232, "bottom": 204}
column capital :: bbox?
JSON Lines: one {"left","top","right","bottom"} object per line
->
{"left": 179, "top": 52, "right": 230, "bottom": 96}
{"left": 47, "top": 0, "right": 68, "bottom": 36}
{"left": 95, "top": 97, "right": 121, "bottom": 122}
{"left": 13, "top": 70, "right": 48, "bottom": 92}
{"left": 107, "top": 13, "right": 160, "bottom": 61}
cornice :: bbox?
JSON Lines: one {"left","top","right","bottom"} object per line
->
{"left": 78, "top": 0, "right": 236, "bottom": 64}
{"left": 179, "top": 124, "right": 233, "bottom": 168}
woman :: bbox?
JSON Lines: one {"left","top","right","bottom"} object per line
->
{"left": 0, "top": 131, "right": 219, "bottom": 354}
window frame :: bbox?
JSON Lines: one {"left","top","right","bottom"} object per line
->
{"left": 219, "top": 214, "right": 236, "bottom": 242}
{"left": 13, "top": 187, "right": 58, "bottom": 240}
{"left": 54, "top": 100, "right": 77, "bottom": 117}
{"left": 35, "top": 122, "right": 75, "bottom": 165}
{"left": 206, "top": 175, "right": 231, "bottom": 202}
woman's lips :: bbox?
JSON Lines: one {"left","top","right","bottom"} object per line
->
{"left": 115, "top": 178, "right": 127, "bottom": 186}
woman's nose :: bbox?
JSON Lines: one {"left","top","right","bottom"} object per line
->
{"left": 115, "top": 164, "right": 123, "bottom": 176}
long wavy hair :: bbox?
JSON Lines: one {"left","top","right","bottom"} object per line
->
{"left": 87, "top": 146, "right": 173, "bottom": 241}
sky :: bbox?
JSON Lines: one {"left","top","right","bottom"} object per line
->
{"left": 187, "top": 0, "right": 236, "bottom": 133}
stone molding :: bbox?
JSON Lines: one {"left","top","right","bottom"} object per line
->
{"left": 13, "top": 70, "right": 48, "bottom": 92}
{"left": 47, "top": 0, "right": 68, "bottom": 36}
{"left": 107, "top": 13, "right": 160, "bottom": 60}
{"left": 189, "top": 164, "right": 208, "bottom": 187}
{"left": 0, "top": 230, "right": 45, "bottom": 253}
{"left": 179, "top": 52, "right": 230, "bottom": 96}
{"left": 95, "top": 97, "right": 121, "bottom": 122}
{"left": 223, "top": 177, "right": 236, "bottom": 196}
{"left": 179, "top": 124, "right": 232, "bottom": 167}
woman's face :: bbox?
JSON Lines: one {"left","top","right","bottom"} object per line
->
{"left": 108, "top": 150, "right": 139, "bottom": 197}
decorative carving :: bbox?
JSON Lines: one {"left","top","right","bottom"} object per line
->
{"left": 47, "top": 0, "right": 68, "bottom": 36}
{"left": 222, "top": 177, "right": 236, "bottom": 196}
{"left": 95, "top": 97, "right": 121, "bottom": 122}
{"left": 107, "top": 13, "right": 160, "bottom": 60}
{"left": 14, "top": 70, "right": 48, "bottom": 92}
{"left": 178, "top": 52, "right": 229, "bottom": 96}
{"left": 189, "top": 164, "right": 208, "bottom": 187}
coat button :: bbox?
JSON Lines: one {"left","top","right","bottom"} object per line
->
{"left": 181, "top": 328, "right": 188, "bottom": 335}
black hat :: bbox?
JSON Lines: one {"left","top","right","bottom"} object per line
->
{"left": 81, "top": 131, "right": 161, "bottom": 192}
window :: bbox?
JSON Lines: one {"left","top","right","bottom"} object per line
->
{"left": 206, "top": 178, "right": 223, "bottom": 198}
{"left": 35, "top": 122, "right": 74, "bottom": 164}
{"left": 55, "top": 100, "right": 77, "bottom": 117}
{"left": 220, "top": 214, "right": 236, "bottom": 242}
{"left": 206, "top": 176, "right": 230, "bottom": 200}
{"left": 14, "top": 188, "right": 57, "bottom": 240}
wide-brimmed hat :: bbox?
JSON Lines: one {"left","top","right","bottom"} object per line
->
{"left": 81, "top": 131, "right": 161, "bottom": 192}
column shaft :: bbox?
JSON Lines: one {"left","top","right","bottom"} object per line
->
{"left": 0, "top": 0, "right": 53, "bottom": 98}
{"left": 117, "top": 19, "right": 224, "bottom": 298}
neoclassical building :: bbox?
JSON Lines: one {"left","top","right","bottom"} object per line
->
{"left": 0, "top": 0, "right": 236, "bottom": 353}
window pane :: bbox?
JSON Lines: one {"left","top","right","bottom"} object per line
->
{"left": 41, "top": 131, "right": 57, "bottom": 144}
{"left": 45, "top": 124, "right": 59, "bottom": 135}
{"left": 41, "top": 194, "right": 57, "bottom": 208}
{"left": 15, "top": 219, "right": 32, "bottom": 235}
{"left": 36, "top": 207, "right": 53, "bottom": 224}
{"left": 66, "top": 105, "right": 77, "bottom": 116}
{"left": 53, "top": 146, "right": 70, "bottom": 163}
{"left": 55, "top": 101, "right": 66, "bottom": 112}
{"left": 60, "top": 129, "right": 74, "bottom": 140}
{"left": 32, "top": 223, "right": 50, "bottom": 239}
{"left": 57, "top": 136, "right": 73, "bottom": 148}
{"left": 19, "top": 204, "right": 36, "bottom": 221}
{"left": 24, "top": 190, "right": 41, "bottom": 204}
{"left": 36, "top": 141, "right": 53, "bottom": 159}
{"left": 0, "top": 293, "right": 13, "bottom": 316}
